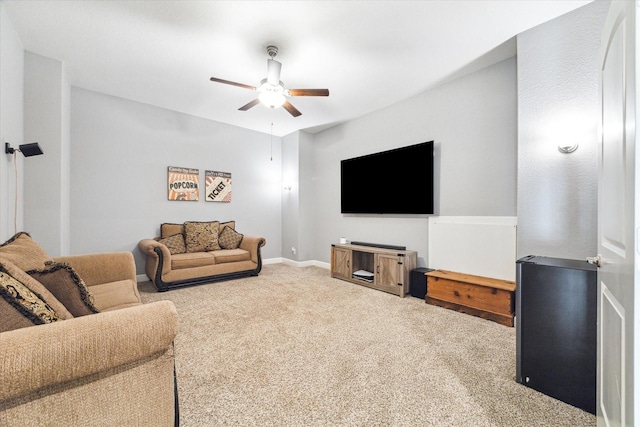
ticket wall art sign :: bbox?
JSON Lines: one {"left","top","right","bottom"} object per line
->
{"left": 167, "top": 166, "right": 200, "bottom": 201}
{"left": 206, "top": 170, "right": 232, "bottom": 202}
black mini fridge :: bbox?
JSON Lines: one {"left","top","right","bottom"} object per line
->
{"left": 515, "top": 256, "right": 597, "bottom": 414}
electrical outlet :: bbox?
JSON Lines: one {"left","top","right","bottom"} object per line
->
{"left": 291, "top": 247, "right": 296, "bottom": 255}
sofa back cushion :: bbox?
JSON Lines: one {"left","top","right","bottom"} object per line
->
{"left": 0, "top": 268, "right": 61, "bottom": 332}
{"left": 184, "top": 221, "right": 221, "bottom": 252}
{"left": 160, "top": 223, "right": 184, "bottom": 239}
{"left": 0, "top": 232, "right": 54, "bottom": 271}
{"left": 27, "top": 263, "right": 100, "bottom": 317}
{"left": 220, "top": 221, "right": 235, "bottom": 230}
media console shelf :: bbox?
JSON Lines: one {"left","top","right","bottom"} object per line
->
{"left": 331, "top": 243, "right": 417, "bottom": 297}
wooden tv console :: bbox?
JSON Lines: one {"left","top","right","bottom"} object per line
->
{"left": 330, "top": 243, "right": 417, "bottom": 297}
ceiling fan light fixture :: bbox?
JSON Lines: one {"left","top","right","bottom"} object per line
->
{"left": 258, "top": 80, "right": 286, "bottom": 108}
{"left": 259, "top": 91, "right": 286, "bottom": 108}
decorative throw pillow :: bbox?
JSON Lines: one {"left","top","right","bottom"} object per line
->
{"left": 184, "top": 221, "right": 221, "bottom": 252}
{"left": 0, "top": 292, "right": 39, "bottom": 332}
{"left": 0, "top": 260, "right": 73, "bottom": 320}
{"left": 27, "top": 263, "right": 99, "bottom": 317}
{"left": 158, "top": 233, "right": 187, "bottom": 255}
{"left": 0, "top": 232, "right": 54, "bottom": 271}
{"left": 218, "top": 226, "right": 244, "bottom": 249}
{"left": 0, "top": 270, "right": 60, "bottom": 332}
{"left": 161, "top": 223, "right": 184, "bottom": 239}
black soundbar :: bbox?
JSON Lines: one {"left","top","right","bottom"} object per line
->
{"left": 349, "top": 241, "right": 406, "bottom": 251}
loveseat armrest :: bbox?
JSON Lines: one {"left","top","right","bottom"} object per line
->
{"left": 53, "top": 251, "right": 136, "bottom": 287}
{"left": 139, "top": 239, "right": 172, "bottom": 277}
{"left": 0, "top": 300, "right": 178, "bottom": 402}
{"left": 239, "top": 235, "right": 266, "bottom": 264}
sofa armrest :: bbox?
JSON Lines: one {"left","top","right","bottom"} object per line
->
{"left": 239, "top": 235, "right": 266, "bottom": 264}
{"left": 0, "top": 300, "right": 178, "bottom": 402}
{"left": 53, "top": 251, "right": 136, "bottom": 287}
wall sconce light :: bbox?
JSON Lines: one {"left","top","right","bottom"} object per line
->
{"left": 5, "top": 142, "right": 44, "bottom": 157}
{"left": 558, "top": 143, "right": 579, "bottom": 154}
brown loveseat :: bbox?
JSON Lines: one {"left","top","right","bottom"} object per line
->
{"left": 138, "top": 221, "right": 266, "bottom": 292}
{"left": 0, "top": 233, "right": 179, "bottom": 426}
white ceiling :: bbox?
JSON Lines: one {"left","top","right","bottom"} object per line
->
{"left": 2, "top": 0, "right": 592, "bottom": 137}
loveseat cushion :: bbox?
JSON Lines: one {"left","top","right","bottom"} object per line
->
{"left": 157, "top": 233, "right": 186, "bottom": 255}
{"left": 211, "top": 249, "right": 251, "bottom": 264}
{"left": 218, "top": 226, "right": 244, "bottom": 249}
{"left": 89, "top": 280, "right": 141, "bottom": 312}
{"left": 171, "top": 252, "right": 215, "bottom": 270}
{"left": 0, "top": 232, "right": 53, "bottom": 271}
{"left": 184, "top": 221, "right": 221, "bottom": 252}
{"left": 220, "top": 220, "right": 236, "bottom": 230}
{"left": 160, "top": 223, "right": 184, "bottom": 239}
{"left": 0, "top": 270, "right": 60, "bottom": 332}
{"left": 27, "top": 263, "right": 99, "bottom": 317}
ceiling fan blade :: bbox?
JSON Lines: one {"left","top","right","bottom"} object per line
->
{"left": 267, "top": 59, "right": 282, "bottom": 85}
{"left": 282, "top": 100, "right": 302, "bottom": 117}
{"left": 238, "top": 99, "right": 261, "bottom": 111}
{"left": 210, "top": 77, "right": 256, "bottom": 91}
{"left": 288, "top": 88, "right": 330, "bottom": 97}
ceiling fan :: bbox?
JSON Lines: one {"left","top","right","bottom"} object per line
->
{"left": 210, "top": 45, "right": 329, "bottom": 117}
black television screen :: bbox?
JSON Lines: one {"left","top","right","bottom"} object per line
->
{"left": 340, "top": 141, "right": 434, "bottom": 214}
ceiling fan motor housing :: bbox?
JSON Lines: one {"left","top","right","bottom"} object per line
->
{"left": 267, "top": 58, "right": 282, "bottom": 85}
{"left": 266, "top": 45, "right": 279, "bottom": 58}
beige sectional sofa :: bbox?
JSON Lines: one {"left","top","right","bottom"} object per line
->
{"left": 0, "top": 232, "right": 179, "bottom": 426}
{"left": 139, "top": 220, "right": 266, "bottom": 292}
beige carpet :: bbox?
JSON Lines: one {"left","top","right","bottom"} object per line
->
{"left": 139, "top": 264, "right": 595, "bottom": 427}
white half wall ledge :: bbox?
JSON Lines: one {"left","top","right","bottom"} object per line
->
{"left": 428, "top": 216, "right": 518, "bottom": 281}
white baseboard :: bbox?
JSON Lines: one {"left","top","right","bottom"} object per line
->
{"left": 136, "top": 274, "right": 150, "bottom": 283}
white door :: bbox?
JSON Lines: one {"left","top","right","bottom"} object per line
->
{"left": 598, "top": 1, "right": 637, "bottom": 425}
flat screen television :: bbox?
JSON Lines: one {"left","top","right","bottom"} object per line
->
{"left": 340, "top": 141, "right": 434, "bottom": 214}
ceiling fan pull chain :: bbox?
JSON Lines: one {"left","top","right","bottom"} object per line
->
{"left": 270, "top": 110, "right": 274, "bottom": 162}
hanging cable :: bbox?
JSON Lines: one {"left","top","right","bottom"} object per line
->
{"left": 13, "top": 151, "right": 18, "bottom": 234}
{"left": 270, "top": 108, "right": 274, "bottom": 161}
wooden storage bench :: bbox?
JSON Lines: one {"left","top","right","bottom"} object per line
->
{"left": 425, "top": 270, "right": 516, "bottom": 327}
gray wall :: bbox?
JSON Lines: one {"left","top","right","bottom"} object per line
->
{"left": 281, "top": 131, "right": 300, "bottom": 261}
{"left": 0, "top": 6, "right": 24, "bottom": 242}
{"left": 24, "top": 52, "right": 71, "bottom": 256}
{"left": 281, "top": 130, "right": 316, "bottom": 263}
{"left": 516, "top": 0, "right": 609, "bottom": 259}
{"left": 304, "top": 57, "right": 518, "bottom": 266}
{"left": 70, "top": 88, "right": 282, "bottom": 273}
{"left": 298, "top": 131, "right": 314, "bottom": 262}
